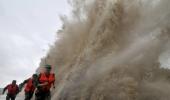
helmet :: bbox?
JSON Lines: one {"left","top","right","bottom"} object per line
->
{"left": 32, "top": 74, "right": 38, "bottom": 78}
{"left": 12, "top": 80, "right": 16, "bottom": 84}
{"left": 45, "top": 64, "right": 52, "bottom": 70}
{"left": 12, "top": 80, "right": 16, "bottom": 83}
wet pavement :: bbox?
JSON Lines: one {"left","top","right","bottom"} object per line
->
{"left": 0, "top": 95, "right": 23, "bottom": 100}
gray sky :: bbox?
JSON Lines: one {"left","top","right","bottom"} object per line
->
{"left": 0, "top": 0, "right": 70, "bottom": 87}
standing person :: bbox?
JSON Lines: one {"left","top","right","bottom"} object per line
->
{"left": 19, "top": 74, "right": 38, "bottom": 100}
{"left": 2, "top": 80, "right": 19, "bottom": 100}
{"left": 35, "top": 64, "right": 55, "bottom": 100}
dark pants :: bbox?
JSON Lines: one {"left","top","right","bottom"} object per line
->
{"left": 25, "top": 92, "right": 34, "bottom": 100}
{"left": 6, "top": 94, "right": 16, "bottom": 100}
{"left": 35, "top": 90, "right": 51, "bottom": 100}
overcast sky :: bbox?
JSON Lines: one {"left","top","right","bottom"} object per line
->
{"left": 0, "top": 0, "right": 70, "bottom": 87}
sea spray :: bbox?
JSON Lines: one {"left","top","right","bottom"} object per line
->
{"left": 39, "top": 0, "right": 170, "bottom": 100}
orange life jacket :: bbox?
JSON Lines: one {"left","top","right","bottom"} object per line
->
{"left": 39, "top": 73, "right": 55, "bottom": 91}
{"left": 7, "top": 84, "right": 18, "bottom": 95}
{"left": 24, "top": 78, "right": 35, "bottom": 92}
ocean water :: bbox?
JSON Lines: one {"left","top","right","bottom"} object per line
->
{"left": 39, "top": 0, "right": 170, "bottom": 100}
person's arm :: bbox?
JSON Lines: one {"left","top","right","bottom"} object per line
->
{"left": 22, "top": 79, "right": 29, "bottom": 85}
{"left": 52, "top": 82, "right": 55, "bottom": 88}
{"left": 33, "top": 78, "right": 39, "bottom": 88}
{"left": 16, "top": 85, "right": 19, "bottom": 94}
{"left": 19, "top": 79, "right": 29, "bottom": 91}
{"left": 36, "top": 73, "right": 48, "bottom": 87}
{"left": 2, "top": 85, "right": 8, "bottom": 94}
{"left": 52, "top": 74, "right": 56, "bottom": 88}
{"left": 37, "top": 82, "right": 48, "bottom": 87}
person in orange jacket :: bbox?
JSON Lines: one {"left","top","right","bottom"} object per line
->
{"left": 2, "top": 80, "right": 19, "bottom": 100}
{"left": 35, "top": 64, "right": 55, "bottom": 100}
{"left": 19, "top": 74, "right": 38, "bottom": 100}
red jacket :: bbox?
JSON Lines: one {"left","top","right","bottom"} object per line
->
{"left": 4, "top": 84, "right": 19, "bottom": 95}
{"left": 24, "top": 78, "right": 36, "bottom": 93}
{"left": 38, "top": 73, "right": 55, "bottom": 91}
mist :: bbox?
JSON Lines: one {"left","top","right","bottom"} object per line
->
{"left": 40, "top": 0, "right": 170, "bottom": 100}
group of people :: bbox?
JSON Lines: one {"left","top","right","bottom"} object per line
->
{"left": 2, "top": 64, "right": 55, "bottom": 100}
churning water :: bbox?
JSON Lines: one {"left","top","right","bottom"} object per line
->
{"left": 40, "top": 0, "right": 170, "bottom": 100}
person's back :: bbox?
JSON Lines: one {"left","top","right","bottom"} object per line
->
{"left": 2, "top": 80, "right": 19, "bottom": 100}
